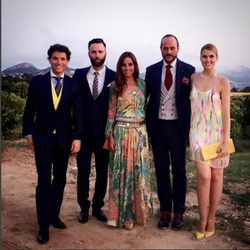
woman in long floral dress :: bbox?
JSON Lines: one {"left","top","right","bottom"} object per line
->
{"left": 103, "top": 51, "right": 152, "bottom": 230}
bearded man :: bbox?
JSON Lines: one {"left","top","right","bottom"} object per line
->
{"left": 73, "top": 38, "right": 115, "bottom": 224}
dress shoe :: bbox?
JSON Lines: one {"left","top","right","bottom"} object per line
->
{"left": 195, "top": 230, "right": 205, "bottom": 240}
{"left": 78, "top": 210, "right": 89, "bottom": 223}
{"left": 205, "top": 219, "right": 215, "bottom": 238}
{"left": 92, "top": 210, "right": 107, "bottom": 222}
{"left": 172, "top": 213, "right": 184, "bottom": 230}
{"left": 51, "top": 218, "right": 67, "bottom": 229}
{"left": 205, "top": 231, "right": 215, "bottom": 238}
{"left": 157, "top": 212, "right": 171, "bottom": 229}
{"left": 37, "top": 228, "right": 49, "bottom": 244}
{"left": 123, "top": 219, "right": 134, "bottom": 230}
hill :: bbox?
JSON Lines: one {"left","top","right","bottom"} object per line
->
{"left": 2, "top": 63, "right": 75, "bottom": 77}
{"left": 2, "top": 63, "right": 40, "bottom": 75}
{"left": 2, "top": 63, "right": 250, "bottom": 90}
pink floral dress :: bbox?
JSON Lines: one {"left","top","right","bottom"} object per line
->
{"left": 189, "top": 86, "right": 229, "bottom": 168}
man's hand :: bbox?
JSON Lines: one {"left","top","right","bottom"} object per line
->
{"left": 25, "top": 135, "right": 34, "bottom": 151}
{"left": 71, "top": 140, "right": 81, "bottom": 153}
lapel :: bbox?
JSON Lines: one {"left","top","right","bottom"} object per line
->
{"left": 175, "top": 59, "right": 184, "bottom": 101}
{"left": 80, "top": 67, "right": 93, "bottom": 99}
{"left": 57, "top": 75, "right": 69, "bottom": 110}
{"left": 155, "top": 61, "right": 164, "bottom": 106}
{"left": 175, "top": 59, "right": 182, "bottom": 90}
{"left": 85, "top": 67, "right": 92, "bottom": 94}
{"left": 102, "top": 67, "right": 111, "bottom": 90}
{"left": 43, "top": 72, "right": 55, "bottom": 111}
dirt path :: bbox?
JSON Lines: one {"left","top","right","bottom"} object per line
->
{"left": 1, "top": 140, "right": 243, "bottom": 249}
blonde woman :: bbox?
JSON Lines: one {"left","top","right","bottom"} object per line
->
{"left": 189, "top": 44, "right": 231, "bottom": 239}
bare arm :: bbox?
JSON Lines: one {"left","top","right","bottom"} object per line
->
{"left": 218, "top": 77, "right": 231, "bottom": 157}
{"left": 103, "top": 82, "right": 117, "bottom": 151}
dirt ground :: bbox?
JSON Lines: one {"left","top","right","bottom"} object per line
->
{"left": 1, "top": 139, "right": 246, "bottom": 249}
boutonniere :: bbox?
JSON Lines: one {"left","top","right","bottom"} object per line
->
{"left": 181, "top": 77, "right": 190, "bottom": 85}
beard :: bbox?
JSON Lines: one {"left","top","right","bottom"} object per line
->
{"left": 164, "top": 54, "right": 177, "bottom": 64}
{"left": 90, "top": 56, "right": 106, "bottom": 67}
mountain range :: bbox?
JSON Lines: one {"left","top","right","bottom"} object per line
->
{"left": 2, "top": 63, "right": 250, "bottom": 91}
{"left": 1, "top": 63, "right": 75, "bottom": 77}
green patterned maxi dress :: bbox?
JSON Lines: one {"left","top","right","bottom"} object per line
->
{"left": 105, "top": 78, "right": 152, "bottom": 228}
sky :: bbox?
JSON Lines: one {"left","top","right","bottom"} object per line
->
{"left": 2, "top": 0, "right": 250, "bottom": 73}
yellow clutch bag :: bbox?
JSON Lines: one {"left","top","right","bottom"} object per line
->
{"left": 200, "top": 138, "right": 235, "bottom": 161}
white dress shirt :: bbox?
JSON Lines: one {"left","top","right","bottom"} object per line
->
{"left": 87, "top": 66, "right": 106, "bottom": 95}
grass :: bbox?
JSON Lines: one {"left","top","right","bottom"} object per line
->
{"left": 225, "top": 152, "right": 250, "bottom": 178}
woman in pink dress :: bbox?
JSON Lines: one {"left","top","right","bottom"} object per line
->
{"left": 189, "top": 44, "right": 231, "bottom": 239}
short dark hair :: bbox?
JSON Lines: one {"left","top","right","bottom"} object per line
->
{"left": 88, "top": 38, "right": 106, "bottom": 48}
{"left": 160, "top": 34, "right": 179, "bottom": 48}
{"left": 47, "top": 44, "right": 71, "bottom": 60}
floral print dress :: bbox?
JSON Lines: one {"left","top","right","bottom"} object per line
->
{"left": 189, "top": 86, "right": 229, "bottom": 168}
{"left": 105, "top": 78, "right": 152, "bottom": 228}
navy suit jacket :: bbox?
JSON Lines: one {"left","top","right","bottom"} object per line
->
{"left": 72, "top": 66, "right": 115, "bottom": 142}
{"left": 145, "top": 59, "right": 195, "bottom": 139}
{"left": 22, "top": 72, "right": 83, "bottom": 147}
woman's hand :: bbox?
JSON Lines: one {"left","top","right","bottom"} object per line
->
{"left": 103, "top": 134, "right": 115, "bottom": 151}
{"left": 109, "top": 134, "right": 115, "bottom": 151}
{"left": 217, "top": 141, "right": 229, "bottom": 157}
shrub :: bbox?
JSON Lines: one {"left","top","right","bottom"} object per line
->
{"left": 230, "top": 96, "right": 245, "bottom": 139}
{"left": 1, "top": 81, "right": 29, "bottom": 98}
{"left": 242, "top": 96, "right": 250, "bottom": 126}
{"left": 1, "top": 91, "right": 25, "bottom": 135}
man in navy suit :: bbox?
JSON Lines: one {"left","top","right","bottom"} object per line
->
{"left": 145, "top": 34, "right": 195, "bottom": 230}
{"left": 23, "top": 44, "right": 82, "bottom": 244}
{"left": 73, "top": 38, "right": 115, "bottom": 224}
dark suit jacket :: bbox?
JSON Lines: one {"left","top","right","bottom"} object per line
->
{"left": 22, "top": 72, "right": 83, "bottom": 147}
{"left": 145, "top": 59, "right": 195, "bottom": 139}
{"left": 72, "top": 66, "right": 115, "bottom": 142}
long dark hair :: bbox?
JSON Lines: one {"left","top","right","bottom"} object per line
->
{"left": 115, "top": 51, "right": 139, "bottom": 96}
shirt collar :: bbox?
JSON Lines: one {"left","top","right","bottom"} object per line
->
{"left": 90, "top": 65, "right": 106, "bottom": 75}
{"left": 163, "top": 58, "right": 177, "bottom": 69}
{"left": 50, "top": 70, "right": 65, "bottom": 78}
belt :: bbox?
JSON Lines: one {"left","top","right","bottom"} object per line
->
{"left": 115, "top": 120, "right": 145, "bottom": 128}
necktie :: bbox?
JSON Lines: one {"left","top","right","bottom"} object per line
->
{"left": 93, "top": 72, "right": 99, "bottom": 99}
{"left": 164, "top": 64, "right": 172, "bottom": 90}
{"left": 53, "top": 77, "right": 62, "bottom": 96}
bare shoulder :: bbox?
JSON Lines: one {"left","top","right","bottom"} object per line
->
{"left": 218, "top": 75, "right": 230, "bottom": 93}
{"left": 191, "top": 72, "right": 200, "bottom": 81}
{"left": 219, "top": 75, "right": 230, "bottom": 89}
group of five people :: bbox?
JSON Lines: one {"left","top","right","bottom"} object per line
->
{"left": 22, "top": 34, "right": 231, "bottom": 244}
